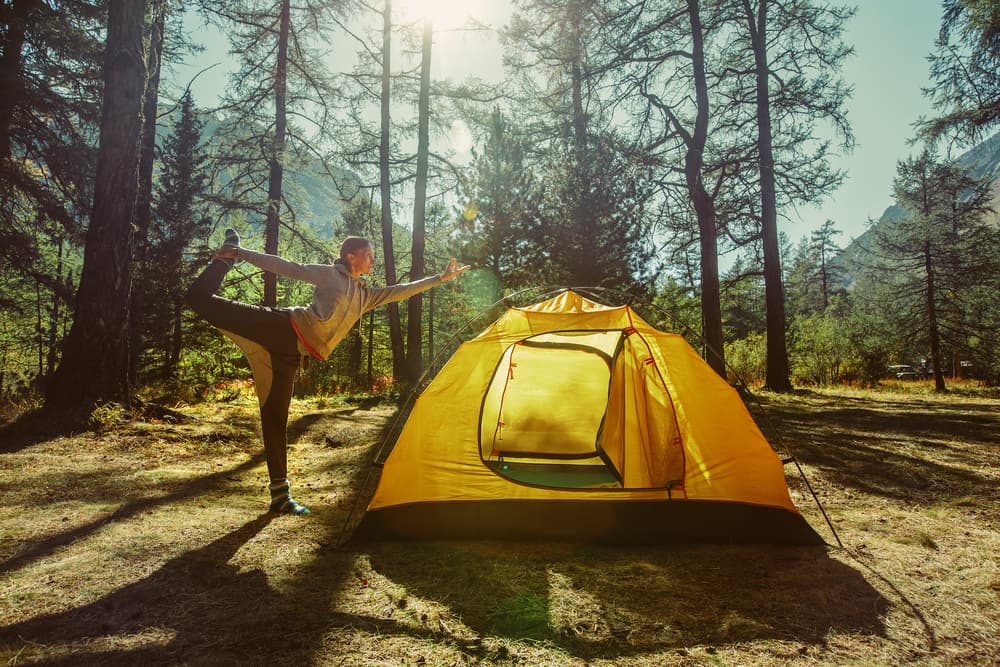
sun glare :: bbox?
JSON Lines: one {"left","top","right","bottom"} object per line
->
{"left": 398, "top": 0, "right": 478, "bottom": 30}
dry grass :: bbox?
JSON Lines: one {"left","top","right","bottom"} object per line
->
{"left": 0, "top": 384, "right": 997, "bottom": 666}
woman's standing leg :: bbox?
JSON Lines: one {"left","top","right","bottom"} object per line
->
{"left": 260, "top": 348, "right": 310, "bottom": 514}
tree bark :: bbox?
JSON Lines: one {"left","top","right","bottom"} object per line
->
{"left": 130, "top": 0, "right": 166, "bottom": 387}
{"left": 427, "top": 288, "right": 435, "bottom": 365}
{"left": 746, "top": 0, "right": 792, "bottom": 391}
{"left": 366, "top": 310, "right": 375, "bottom": 388}
{"left": 686, "top": 0, "right": 725, "bottom": 377}
{"left": 405, "top": 18, "right": 432, "bottom": 384}
{"left": 379, "top": 0, "right": 405, "bottom": 379}
{"left": 568, "top": 10, "right": 595, "bottom": 285}
{"left": 47, "top": 0, "right": 149, "bottom": 410}
{"left": 0, "top": 0, "right": 28, "bottom": 159}
{"left": 166, "top": 299, "right": 182, "bottom": 381}
{"left": 924, "top": 241, "right": 946, "bottom": 392}
{"left": 263, "top": 0, "right": 291, "bottom": 307}
{"left": 46, "top": 236, "right": 64, "bottom": 377}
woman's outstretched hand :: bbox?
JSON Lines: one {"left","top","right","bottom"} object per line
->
{"left": 440, "top": 258, "right": 471, "bottom": 282}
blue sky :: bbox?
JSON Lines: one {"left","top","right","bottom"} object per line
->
{"left": 790, "top": 0, "right": 943, "bottom": 244}
{"left": 172, "top": 1, "right": 947, "bottom": 246}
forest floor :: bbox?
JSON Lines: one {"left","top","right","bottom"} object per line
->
{"left": 0, "top": 383, "right": 997, "bottom": 666}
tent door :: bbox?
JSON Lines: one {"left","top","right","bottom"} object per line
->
{"left": 479, "top": 330, "right": 625, "bottom": 489}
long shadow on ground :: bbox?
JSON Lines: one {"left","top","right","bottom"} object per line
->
{"left": 365, "top": 540, "right": 887, "bottom": 661}
{"left": 0, "top": 514, "right": 279, "bottom": 665}
{"left": 0, "top": 405, "right": 388, "bottom": 665}
{"left": 0, "top": 397, "right": 910, "bottom": 665}
{"left": 0, "top": 454, "right": 265, "bottom": 577}
{"left": 752, "top": 393, "right": 1000, "bottom": 506}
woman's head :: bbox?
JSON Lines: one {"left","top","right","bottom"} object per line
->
{"left": 340, "top": 237, "right": 375, "bottom": 277}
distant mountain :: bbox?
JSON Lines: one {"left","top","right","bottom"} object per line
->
{"left": 836, "top": 132, "right": 1000, "bottom": 282}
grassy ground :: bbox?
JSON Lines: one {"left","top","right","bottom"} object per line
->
{"left": 0, "top": 384, "right": 997, "bottom": 666}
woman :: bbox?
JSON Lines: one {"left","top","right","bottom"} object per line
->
{"left": 186, "top": 229, "right": 469, "bottom": 514}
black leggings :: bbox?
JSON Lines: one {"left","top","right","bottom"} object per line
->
{"left": 185, "top": 260, "right": 300, "bottom": 482}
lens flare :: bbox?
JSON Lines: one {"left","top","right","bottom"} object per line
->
{"left": 462, "top": 269, "right": 501, "bottom": 311}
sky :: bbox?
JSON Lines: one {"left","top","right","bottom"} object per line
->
{"left": 790, "top": 1, "right": 943, "bottom": 244}
{"left": 171, "top": 1, "right": 947, "bottom": 246}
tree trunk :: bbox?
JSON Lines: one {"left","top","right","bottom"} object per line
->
{"left": 686, "top": 0, "right": 725, "bottom": 377}
{"left": 427, "top": 288, "right": 435, "bottom": 365}
{"left": 379, "top": 0, "right": 404, "bottom": 379}
{"left": 263, "top": 0, "right": 290, "bottom": 308}
{"left": 348, "top": 323, "right": 363, "bottom": 388}
{"left": 0, "top": 0, "right": 27, "bottom": 159}
{"left": 924, "top": 241, "right": 946, "bottom": 392}
{"left": 130, "top": 0, "right": 166, "bottom": 387}
{"left": 568, "top": 12, "right": 595, "bottom": 285}
{"left": 47, "top": 0, "right": 149, "bottom": 410}
{"left": 35, "top": 280, "right": 43, "bottom": 376}
{"left": 405, "top": 18, "right": 432, "bottom": 385}
{"left": 819, "top": 250, "right": 829, "bottom": 310}
{"left": 747, "top": 0, "right": 792, "bottom": 391}
{"left": 692, "top": 188, "right": 725, "bottom": 376}
{"left": 165, "top": 297, "right": 182, "bottom": 381}
{"left": 366, "top": 309, "right": 375, "bottom": 388}
{"left": 46, "top": 237, "right": 64, "bottom": 377}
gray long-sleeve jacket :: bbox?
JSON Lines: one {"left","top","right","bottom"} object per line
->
{"left": 238, "top": 248, "right": 445, "bottom": 360}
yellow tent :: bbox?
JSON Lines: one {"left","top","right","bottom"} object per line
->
{"left": 355, "top": 290, "right": 822, "bottom": 544}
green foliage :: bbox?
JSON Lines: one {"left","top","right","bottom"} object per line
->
{"left": 649, "top": 277, "right": 703, "bottom": 348}
{"left": 0, "top": 3, "right": 99, "bottom": 400}
{"left": 138, "top": 90, "right": 212, "bottom": 384}
{"left": 786, "top": 221, "right": 849, "bottom": 321}
{"left": 536, "top": 135, "right": 655, "bottom": 298}
{"left": 788, "top": 308, "right": 852, "bottom": 386}
{"left": 456, "top": 108, "right": 541, "bottom": 290}
{"left": 721, "top": 269, "right": 766, "bottom": 341}
{"left": 0, "top": 1, "right": 102, "bottom": 280}
{"left": 841, "top": 275, "right": 903, "bottom": 386}
{"left": 725, "top": 332, "right": 766, "bottom": 386}
{"left": 857, "top": 148, "right": 999, "bottom": 389}
{"left": 88, "top": 402, "right": 128, "bottom": 432}
{"left": 922, "top": 0, "right": 1000, "bottom": 142}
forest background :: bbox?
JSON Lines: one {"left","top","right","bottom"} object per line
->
{"left": 2, "top": 0, "right": 1000, "bottom": 419}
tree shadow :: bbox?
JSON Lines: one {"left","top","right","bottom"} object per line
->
{"left": 0, "top": 515, "right": 279, "bottom": 665}
{"left": 0, "top": 408, "right": 88, "bottom": 454}
{"left": 0, "top": 397, "right": 904, "bottom": 665}
{"left": 0, "top": 403, "right": 406, "bottom": 665}
{"left": 0, "top": 453, "right": 265, "bottom": 576}
{"left": 753, "top": 396, "right": 1000, "bottom": 505}
{"left": 365, "top": 540, "right": 890, "bottom": 660}
{"left": 286, "top": 410, "right": 325, "bottom": 444}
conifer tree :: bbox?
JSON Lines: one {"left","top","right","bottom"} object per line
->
{"left": 921, "top": 0, "right": 1000, "bottom": 143}
{"left": 404, "top": 18, "right": 433, "bottom": 384}
{"left": 604, "top": 0, "right": 728, "bottom": 374}
{"left": 868, "top": 149, "right": 996, "bottom": 392}
{"left": 146, "top": 89, "right": 211, "bottom": 382}
{"left": 47, "top": 0, "right": 150, "bottom": 410}
{"left": 718, "top": 0, "right": 854, "bottom": 391}
{"left": 457, "top": 107, "right": 541, "bottom": 289}
{"left": 807, "top": 220, "right": 845, "bottom": 312}
{"left": 0, "top": 0, "right": 103, "bottom": 306}
{"left": 200, "top": 0, "right": 344, "bottom": 307}
{"left": 503, "top": 0, "right": 655, "bottom": 298}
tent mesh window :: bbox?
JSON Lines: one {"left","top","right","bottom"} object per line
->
{"left": 479, "top": 329, "right": 683, "bottom": 490}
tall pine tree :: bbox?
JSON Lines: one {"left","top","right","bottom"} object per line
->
{"left": 144, "top": 89, "right": 210, "bottom": 383}
{"left": 47, "top": 0, "right": 150, "bottom": 411}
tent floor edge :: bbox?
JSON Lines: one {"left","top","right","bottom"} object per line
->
{"left": 352, "top": 499, "right": 826, "bottom": 546}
